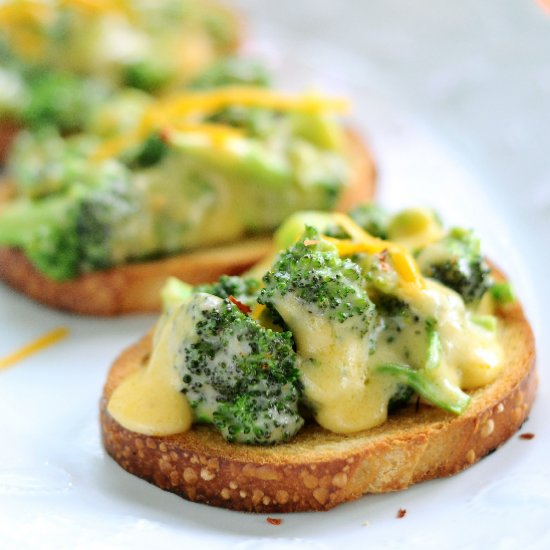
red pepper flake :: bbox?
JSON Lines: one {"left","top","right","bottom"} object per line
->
{"left": 303, "top": 239, "right": 319, "bottom": 247}
{"left": 266, "top": 517, "right": 283, "bottom": 525}
{"left": 378, "top": 249, "right": 391, "bottom": 270}
{"left": 396, "top": 508, "right": 407, "bottom": 519}
{"left": 159, "top": 127, "right": 173, "bottom": 143}
{"left": 228, "top": 295, "right": 252, "bottom": 315}
{"left": 519, "top": 432, "right": 535, "bottom": 440}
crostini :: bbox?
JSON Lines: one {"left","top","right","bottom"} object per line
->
{"left": 0, "top": 85, "right": 375, "bottom": 315}
{"left": 100, "top": 206, "right": 536, "bottom": 512}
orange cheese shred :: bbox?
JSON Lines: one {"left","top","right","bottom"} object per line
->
{"left": 0, "top": 326, "right": 69, "bottom": 371}
{"left": 324, "top": 214, "right": 425, "bottom": 289}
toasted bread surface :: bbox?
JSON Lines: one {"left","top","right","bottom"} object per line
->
{"left": 0, "top": 130, "right": 375, "bottom": 315}
{"left": 100, "top": 289, "right": 536, "bottom": 512}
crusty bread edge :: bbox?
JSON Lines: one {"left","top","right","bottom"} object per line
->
{"left": 0, "top": 129, "right": 375, "bottom": 315}
{"left": 100, "top": 285, "right": 537, "bottom": 512}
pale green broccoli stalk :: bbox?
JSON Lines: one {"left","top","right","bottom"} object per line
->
{"left": 375, "top": 315, "right": 470, "bottom": 415}
{"left": 490, "top": 281, "right": 516, "bottom": 306}
{"left": 177, "top": 294, "right": 303, "bottom": 444}
{"left": 376, "top": 363, "right": 470, "bottom": 414}
{"left": 20, "top": 69, "right": 108, "bottom": 132}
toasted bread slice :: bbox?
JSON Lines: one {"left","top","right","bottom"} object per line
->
{"left": 100, "top": 277, "right": 536, "bottom": 513}
{"left": 0, "top": 130, "right": 375, "bottom": 315}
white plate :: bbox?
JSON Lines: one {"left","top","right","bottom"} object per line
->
{"left": 1, "top": 3, "right": 549, "bottom": 548}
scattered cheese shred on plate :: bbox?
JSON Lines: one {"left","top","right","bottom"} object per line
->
{"left": 0, "top": 326, "right": 69, "bottom": 371}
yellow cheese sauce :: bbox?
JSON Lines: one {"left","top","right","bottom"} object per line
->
{"left": 398, "top": 280, "right": 502, "bottom": 389}
{"left": 274, "top": 293, "right": 396, "bottom": 433}
{"left": 107, "top": 308, "right": 194, "bottom": 436}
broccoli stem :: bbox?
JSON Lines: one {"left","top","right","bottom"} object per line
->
{"left": 375, "top": 363, "right": 470, "bottom": 414}
{"left": 161, "top": 277, "right": 193, "bottom": 311}
{"left": 425, "top": 319, "right": 442, "bottom": 371}
{"left": 490, "top": 282, "right": 515, "bottom": 305}
{"left": 471, "top": 315, "right": 498, "bottom": 331}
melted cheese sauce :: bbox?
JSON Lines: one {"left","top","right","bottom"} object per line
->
{"left": 275, "top": 294, "right": 396, "bottom": 433}
{"left": 107, "top": 306, "right": 195, "bottom": 436}
{"left": 398, "top": 280, "right": 502, "bottom": 389}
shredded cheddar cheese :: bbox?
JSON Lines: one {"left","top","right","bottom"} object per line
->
{"left": 0, "top": 1, "right": 50, "bottom": 24}
{"left": 92, "top": 86, "right": 349, "bottom": 161}
{"left": 0, "top": 326, "right": 69, "bottom": 371}
{"left": 0, "top": 0, "right": 132, "bottom": 23}
{"left": 60, "top": 0, "right": 132, "bottom": 17}
{"left": 325, "top": 214, "right": 425, "bottom": 289}
{"left": 251, "top": 303, "right": 266, "bottom": 321}
{"left": 162, "top": 87, "right": 350, "bottom": 118}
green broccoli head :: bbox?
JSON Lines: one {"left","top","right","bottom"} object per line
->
{"left": 416, "top": 227, "right": 491, "bottom": 303}
{"left": 194, "top": 275, "right": 261, "bottom": 309}
{"left": 75, "top": 165, "right": 146, "bottom": 272}
{"left": 259, "top": 226, "right": 376, "bottom": 334}
{"left": 347, "top": 203, "right": 391, "bottom": 239}
{"left": 7, "top": 129, "right": 99, "bottom": 199}
{"left": 21, "top": 69, "right": 107, "bottom": 132}
{"left": 177, "top": 293, "right": 303, "bottom": 445}
{"left": 0, "top": 159, "right": 152, "bottom": 280}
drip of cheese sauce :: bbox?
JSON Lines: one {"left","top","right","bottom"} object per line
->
{"left": 107, "top": 308, "right": 193, "bottom": 436}
{"left": 274, "top": 293, "right": 396, "bottom": 433}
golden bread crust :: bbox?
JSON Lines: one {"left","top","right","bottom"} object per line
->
{"left": 100, "top": 289, "right": 537, "bottom": 512}
{"left": 0, "top": 130, "right": 375, "bottom": 315}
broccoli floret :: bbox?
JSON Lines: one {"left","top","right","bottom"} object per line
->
{"left": 12, "top": 195, "right": 82, "bottom": 280}
{"left": 348, "top": 203, "right": 391, "bottom": 239}
{"left": 7, "top": 129, "right": 99, "bottom": 199}
{"left": 0, "top": 160, "right": 153, "bottom": 280}
{"left": 194, "top": 275, "right": 261, "bottom": 309}
{"left": 75, "top": 167, "right": 148, "bottom": 272}
{"left": 259, "top": 227, "right": 376, "bottom": 333}
{"left": 21, "top": 69, "right": 107, "bottom": 132}
{"left": 416, "top": 227, "right": 491, "bottom": 303}
{"left": 176, "top": 294, "right": 303, "bottom": 445}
